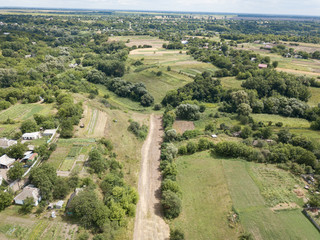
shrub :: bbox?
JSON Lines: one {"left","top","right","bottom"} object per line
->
{"left": 170, "top": 229, "right": 185, "bottom": 240}
{"left": 178, "top": 145, "right": 187, "bottom": 155}
{"left": 176, "top": 104, "right": 200, "bottom": 120}
{"left": 187, "top": 141, "right": 197, "bottom": 154}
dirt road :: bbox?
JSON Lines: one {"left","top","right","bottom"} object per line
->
{"left": 133, "top": 115, "right": 170, "bottom": 240}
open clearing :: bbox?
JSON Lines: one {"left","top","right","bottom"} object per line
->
{"left": 172, "top": 120, "right": 195, "bottom": 134}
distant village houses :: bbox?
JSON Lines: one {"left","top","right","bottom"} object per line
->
{"left": 14, "top": 185, "right": 41, "bottom": 206}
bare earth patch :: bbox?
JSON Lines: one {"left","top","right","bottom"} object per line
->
{"left": 172, "top": 120, "right": 195, "bottom": 134}
{"left": 270, "top": 202, "right": 299, "bottom": 211}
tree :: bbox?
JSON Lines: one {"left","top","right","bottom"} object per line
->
{"left": 272, "top": 61, "right": 279, "bottom": 68}
{"left": 240, "top": 126, "right": 252, "bottom": 139}
{"left": 53, "top": 177, "right": 70, "bottom": 199}
{"left": 7, "top": 143, "right": 27, "bottom": 159}
{"left": 161, "top": 190, "right": 182, "bottom": 219}
{"left": 261, "top": 127, "right": 273, "bottom": 139}
{"left": 30, "top": 164, "right": 57, "bottom": 200}
{"left": 20, "top": 197, "right": 35, "bottom": 214}
{"left": 237, "top": 103, "right": 252, "bottom": 116}
{"left": 176, "top": 104, "right": 200, "bottom": 121}
{"left": 140, "top": 93, "right": 154, "bottom": 107}
{"left": 7, "top": 162, "right": 24, "bottom": 181}
{"left": 277, "top": 129, "right": 292, "bottom": 143}
{"left": 0, "top": 192, "right": 13, "bottom": 211}
{"left": 0, "top": 68, "right": 17, "bottom": 88}
{"left": 68, "top": 190, "right": 109, "bottom": 230}
{"left": 88, "top": 149, "right": 106, "bottom": 174}
{"left": 20, "top": 120, "right": 38, "bottom": 134}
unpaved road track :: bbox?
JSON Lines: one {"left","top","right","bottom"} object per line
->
{"left": 133, "top": 114, "right": 170, "bottom": 240}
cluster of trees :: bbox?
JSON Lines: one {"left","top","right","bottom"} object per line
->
{"left": 29, "top": 164, "right": 76, "bottom": 201}
{"left": 241, "top": 70, "right": 311, "bottom": 101}
{"left": 160, "top": 143, "right": 182, "bottom": 219}
{"left": 56, "top": 93, "right": 83, "bottom": 138}
{"left": 178, "top": 138, "right": 214, "bottom": 155}
{"left": 162, "top": 72, "right": 224, "bottom": 107}
{"left": 68, "top": 139, "right": 138, "bottom": 236}
{"left": 127, "top": 121, "right": 148, "bottom": 140}
{"left": 106, "top": 78, "right": 154, "bottom": 107}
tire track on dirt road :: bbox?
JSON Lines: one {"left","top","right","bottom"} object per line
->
{"left": 133, "top": 114, "right": 170, "bottom": 240}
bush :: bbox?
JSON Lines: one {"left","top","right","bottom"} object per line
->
{"left": 128, "top": 121, "right": 148, "bottom": 140}
{"left": 154, "top": 103, "right": 162, "bottom": 110}
{"left": 187, "top": 141, "right": 197, "bottom": 154}
{"left": 275, "top": 122, "right": 283, "bottom": 127}
{"left": 162, "top": 179, "right": 181, "bottom": 196}
{"left": 170, "top": 229, "right": 185, "bottom": 240}
{"left": 178, "top": 145, "right": 187, "bottom": 155}
{"left": 161, "top": 190, "right": 182, "bottom": 219}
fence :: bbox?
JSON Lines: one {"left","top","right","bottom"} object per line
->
{"left": 302, "top": 208, "right": 320, "bottom": 232}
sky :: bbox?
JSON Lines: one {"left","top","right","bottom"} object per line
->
{"left": 0, "top": 0, "right": 320, "bottom": 16}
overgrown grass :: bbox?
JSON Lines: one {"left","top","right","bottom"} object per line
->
{"left": 222, "top": 159, "right": 319, "bottom": 239}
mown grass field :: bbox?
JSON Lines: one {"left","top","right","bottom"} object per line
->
{"left": 172, "top": 152, "right": 241, "bottom": 240}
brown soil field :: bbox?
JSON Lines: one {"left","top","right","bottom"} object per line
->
{"left": 172, "top": 120, "right": 195, "bottom": 134}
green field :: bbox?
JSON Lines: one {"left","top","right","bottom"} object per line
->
{"left": 172, "top": 152, "right": 241, "bottom": 239}
{"left": 0, "top": 103, "right": 55, "bottom": 138}
{"left": 223, "top": 159, "right": 319, "bottom": 240}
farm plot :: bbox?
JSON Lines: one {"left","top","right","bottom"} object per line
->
{"left": 222, "top": 159, "right": 319, "bottom": 240}
{"left": 75, "top": 102, "right": 108, "bottom": 138}
{"left": 0, "top": 206, "right": 78, "bottom": 240}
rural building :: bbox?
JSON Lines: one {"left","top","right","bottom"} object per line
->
{"left": 22, "top": 132, "right": 41, "bottom": 140}
{"left": 21, "top": 153, "right": 38, "bottom": 163}
{"left": 0, "top": 138, "right": 17, "bottom": 149}
{"left": 43, "top": 129, "right": 57, "bottom": 137}
{"left": 0, "top": 154, "right": 15, "bottom": 169}
{"left": 14, "top": 185, "right": 41, "bottom": 206}
{"left": 181, "top": 40, "right": 188, "bottom": 44}
{"left": 258, "top": 64, "right": 268, "bottom": 69}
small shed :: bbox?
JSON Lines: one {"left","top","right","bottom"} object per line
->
{"left": 14, "top": 185, "right": 41, "bottom": 206}
{"left": 258, "top": 64, "right": 268, "bottom": 69}
{"left": 0, "top": 154, "right": 15, "bottom": 169}
{"left": 56, "top": 200, "right": 64, "bottom": 209}
{"left": 211, "top": 134, "right": 218, "bottom": 138}
{"left": 22, "top": 132, "right": 41, "bottom": 140}
{"left": 43, "top": 129, "right": 56, "bottom": 137}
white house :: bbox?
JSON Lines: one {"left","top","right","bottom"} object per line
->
{"left": 22, "top": 132, "right": 41, "bottom": 140}
{"left": 43, "top": 129, "right": 57, "bottom": 137}
{"left": 0, "top": 154, "right": 15, "bottom": 169}
{"left": 0, "top": 138, "right": 17, "bottom": 149}
{"left": 14, "top": 185, "right": 41, "bottom": 206}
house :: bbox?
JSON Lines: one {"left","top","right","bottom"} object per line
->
{"left": 27, "top": 145, "right": 35, "bottom": 151}
{"left": 181, "top": 40, "right": 188, "bottom": 44}
{"left": 211, "top": 134, "right": 218, "bottom": 138}
{"left": 0, "top": 154, "right": 15, "bottom": 169}
{"left": 22, "top": 132, "right": 41, "bottom": 140}
{"left": 25, "top": 55, "right": 32, "bottom": 58}
{"left": 43, "top": 129, "right": 56, "bottom": 137}
{"left": 14, "top": 185, "right": 41, "bottom": 206}
{"left": 258, "top": 64, "right": 268, "bottom": 69}
{"left": 264, "top": 45, "right": 273, "bottom": 49}
{"left": 0, "top": 138, "right": 17, "bottom": 149}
